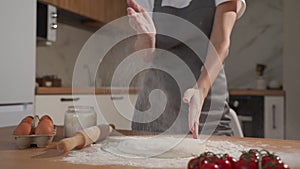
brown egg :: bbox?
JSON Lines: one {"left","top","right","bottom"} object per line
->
{"left": 35, "top": 123, "right": 53, "bottom": 135}
{"left": 13, "top": 122, "right": 32, "bottom": 135}
{"left": 35, "top": 120, "right": 54, "bottom": 135}
{"left": 21, "top": 116, "right": 33, "bottom": 124}
{"left": 40, "top": 115, "right": 53, "bottom": 123}
{"left": 41, "top": 115, "right": 54, "bottom": 127}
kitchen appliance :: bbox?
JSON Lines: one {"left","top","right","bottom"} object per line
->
{"left": 37, "top": 2, "right": 58, "bottom": 43}
{"left": 0, "top": 0, "right": 36, "bottom": 127}
{"left": 229, "top": 96, "right": 264, "bottom": 138}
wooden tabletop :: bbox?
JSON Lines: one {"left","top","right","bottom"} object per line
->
{"left": 229, "top": 89, "right": 285, "bottom": 96}
{"left": 36, "top": 87, "right": 140, "bottom": 95}
{"left": 36, "top": 87, "right": 285, "bottom": 96}
{"left": 1, "top": 126, "right": 299, "bottom": 169}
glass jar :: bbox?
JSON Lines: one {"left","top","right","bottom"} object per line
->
{"left": 64, "top": 106, "right": 97, "bottom": 137}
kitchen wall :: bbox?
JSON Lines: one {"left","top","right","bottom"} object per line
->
{"left": 37, "top": 23, "right": 139, "bottom": 87}
{"left": 36, "top": 23, "right": 92, "bottom": 87}
{"left": 225, "top": 0, "right": 283, "bottom": 89}
{"left": 283, "top": 0, "right": 300, "bottom": 140}
{"left": 37, "top": 0, "right": 284, "bottom": 89}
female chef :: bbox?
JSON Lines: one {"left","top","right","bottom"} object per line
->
{"left": 127, "top": 0, "right": 246, "bottom": 138}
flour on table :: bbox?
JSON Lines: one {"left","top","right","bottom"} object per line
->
{"left": 62, "top": 136, "right": 254, "bottom": 168}
{"left": 101, "top": 136, "right": 207, "bottom": 158}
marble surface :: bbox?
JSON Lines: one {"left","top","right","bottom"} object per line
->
{"left": 225, "top": 0, "right": 283, "bottom": 89}
{"left": 37, "top": 0, "right": 283, "bottom": 89}
{"left": 36, "top": 24, "right": 92, "bottom": 87}
{"left": 36, "top": 23, "right": 141, "bottom": 88}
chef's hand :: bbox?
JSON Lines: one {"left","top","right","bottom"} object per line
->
{"left": 183, "top": 87, "right": 205, "bottom": 139}
{"left": 127, "top": 0, "right": 156, "bottom": 62}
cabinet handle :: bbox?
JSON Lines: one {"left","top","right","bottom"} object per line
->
{"left": 272, "top": 104, "right": 276, "bottom": 129}
{"left": 60, "top": 98, "right": 80, "bottom": 102}
{"left": 110, "top": 96, "right": 124, "bottom": 100}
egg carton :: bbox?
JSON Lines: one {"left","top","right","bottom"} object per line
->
{"left": 13, "top": 128, "right": 56, "bottom": 149}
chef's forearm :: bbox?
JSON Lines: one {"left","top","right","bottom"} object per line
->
{"left": 196, "top": 42, "right": 229, "bottom": 98}
{"left": 197, "top": 1, "right": 238, "bottom": 97}
{"left": 134, "top": 34, "right": 156, "bottom": 62}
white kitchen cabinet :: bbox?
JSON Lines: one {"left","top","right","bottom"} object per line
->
{"left": 96, "top": 95, "right": 137, "bottom": 130}
{"left": 0, "top": 0, "right": 36, "bottom": 127}
{"left": 264, "top": 96, "right": 285, "bottom": 139}
{"left": 35, "top": 95, "right": 96, "bottom": 125}
{"left": 35, "top": 94, "right": 138, "bottom": 130}
{"left": 229, "top": 91, "right": 285, "bottom": 139}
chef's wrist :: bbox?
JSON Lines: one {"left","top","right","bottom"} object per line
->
{"left": 136, "top": 34, "right": 156, "bottom": 48}
{"left": 194, "top": 84, "right": 209, "bottom": 100}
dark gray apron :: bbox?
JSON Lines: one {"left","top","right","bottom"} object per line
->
{"left": 132, "top": 0, "right": 232, "bottom": 135}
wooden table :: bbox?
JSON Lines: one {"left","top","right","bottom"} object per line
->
{"left": 1, "top": 126, "right": 299, "bottom": 169}
{"left": 35, "top": 87, "right": 139, "bottom": 95}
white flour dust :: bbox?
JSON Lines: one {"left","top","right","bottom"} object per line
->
{"left": 62, "top": 136, "right": 254, "bottom": 168}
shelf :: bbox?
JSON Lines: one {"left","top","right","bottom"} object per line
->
{"left": 229, "top": 89, "right": 285, "bottom": 96}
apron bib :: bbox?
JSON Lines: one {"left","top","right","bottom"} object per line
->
{"left": 132, "top": 0, "right": 232, "bottom": 135}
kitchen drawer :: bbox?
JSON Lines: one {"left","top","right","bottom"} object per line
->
{"left": 35, "top": 94, "right": 138, "bottom": 129}
{"left": 96, "top": 95, "right": 137, "bottom": 130}
{"left": 230, "top": 95, "right": 285, "bottom": 139}
{"left": 35, "top": 95, "right": 97, "bottom": 125}
{"left": 0, "top": 104, "right": 34, "bottom": 127}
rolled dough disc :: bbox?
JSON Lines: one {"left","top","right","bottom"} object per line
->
{"left": 101, "top": 136, "right": 205, "bottom": 159}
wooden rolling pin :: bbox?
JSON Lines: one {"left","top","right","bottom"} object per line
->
{"left": 54, "top": 124, "right": 114, "bottom": 153}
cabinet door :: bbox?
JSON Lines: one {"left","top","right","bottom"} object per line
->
{"left": 0, "top": 0, "right": 35, "bottom": 105}
{"left": 96, "top": 95, "right": 137, "bottom": 130}
{"left": 35, "top": 95, "right": 76, "bottom": 125}
{"left": 35, "top": 95, "right": 97, "bottom": 126}
{"left": 0, "top": 105, "right": 34, "bottom": 127}
{"left": 41, "top": 0, "right": 127, "bottom": 23}
{"left": 264, "top": 96, "right": 285, "bottom": 139}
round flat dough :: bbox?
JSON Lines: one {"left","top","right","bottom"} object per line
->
{"left": 101, "top": 136, "right": 205, "bottom": 159}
